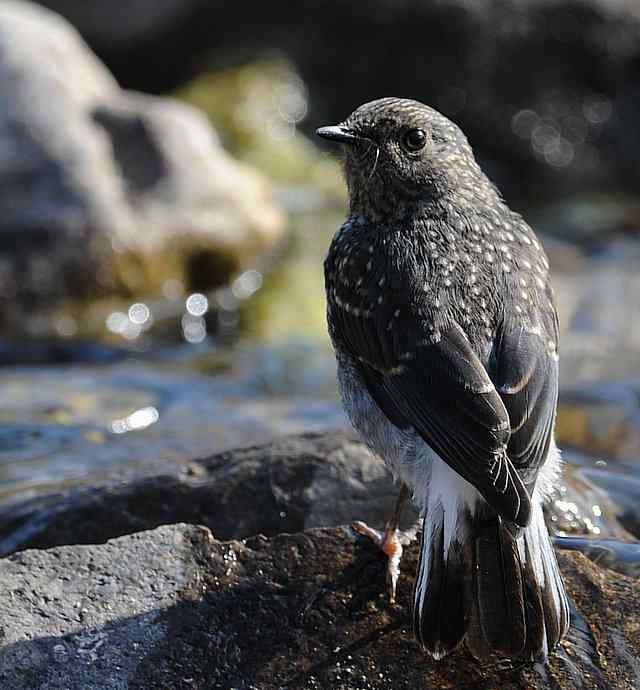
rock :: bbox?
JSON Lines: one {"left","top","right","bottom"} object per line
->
{"left": 558, "top": 536, "right": 640, "bottom": 578}
{"left": 0, "top": 1, "right": 284, "bottom": 326}
{"left": 31, "top": 0, "right": 640, "bottom": 203}
{"left": 0, "top": 432, "right": 632, "bottom": 561}
{"left": 35, "top": 0, "right": 199, "bottom": 51}
{"left": 557, "top": 382, "right": 640, "bottom": 461}
{"left": 579, "top": 466, "right": 640, "bottom": 542}
{"left": 0, "top": 522, "right": 638, "bottom": 689}
{"left": 0, "top": 523, "right": 209, "bottom": 690}
{"left": 0, "top": 432, "right": 418, "bottom": 556}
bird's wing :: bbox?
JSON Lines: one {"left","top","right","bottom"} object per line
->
{"left": 332, "top": 305, "right": 531, "bottom": 526}
{"left": 493, "top": 310, "right": 559, "bottom": 488}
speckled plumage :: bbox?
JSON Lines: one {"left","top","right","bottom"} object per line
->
{"left": 319, "top": 98, "right": 569, "bottom": 661}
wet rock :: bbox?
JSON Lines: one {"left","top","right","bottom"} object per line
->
{"left": 0, "top": 1, "right": 284, "bottom": 327}
{"left": 580, "top": 466, "right": 640, "bottom": 542}
{"left": 31, "top": 0, "right": 640, "bottom": 204}
{"left": 548, "top": 457, "right": 634, "bottom": 543}
{"left": 0, "top": 432, "right": 416, "bottom": 556}
{"left": 558, "top": 536, "right": 640, "bottom": 579}
{"left": 0, "top": 352, "right": 349, "bottom": 505}
{"left": 0, "top": 522, "right": 638, "bottom": 689}
{"left": 0, "top": 432, "right": 632, "bottom": 561}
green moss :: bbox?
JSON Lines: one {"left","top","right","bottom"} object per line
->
{"left": 242, "top": 206, "right": 345, "bottom": 344}
{"left": 174, "top": 60, "right": 344, "bottom": 195}
{"left": 175, "top": 59, "right": 348, "bottom": 344}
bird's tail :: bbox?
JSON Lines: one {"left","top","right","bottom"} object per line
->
{"left": 413, "top": 473, "right": 569, "bottom": 660}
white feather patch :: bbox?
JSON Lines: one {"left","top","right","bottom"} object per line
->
{"left": 414, "top": 457, "right": 481, "bottom": 620}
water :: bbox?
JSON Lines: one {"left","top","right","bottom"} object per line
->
{"left": 0, "top": 341, "right": 344, "bottom": 503}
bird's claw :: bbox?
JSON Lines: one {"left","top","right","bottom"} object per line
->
{"left": 353, "top": 520, "right": 420, "bottom": 603}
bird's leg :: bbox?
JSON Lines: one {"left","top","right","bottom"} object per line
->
{"left": 353, "top": 482, "right": 421, "bottom": 603}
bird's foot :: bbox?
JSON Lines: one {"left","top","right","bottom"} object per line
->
{"left": 353, "top": 519, "right": 421, "bottom": 604}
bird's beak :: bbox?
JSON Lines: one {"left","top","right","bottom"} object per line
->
{"left": 316, "top": 124, "right": 359, "bottom": 145}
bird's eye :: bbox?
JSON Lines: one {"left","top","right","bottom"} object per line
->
{"left": 402, "top": 128, "right": 427, "bottom": 152}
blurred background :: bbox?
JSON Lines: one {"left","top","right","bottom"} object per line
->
{"left": 1, "top": 0, "right": 639, "bottom": 544}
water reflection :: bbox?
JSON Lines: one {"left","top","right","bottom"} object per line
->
{"left": 0, "top": 341, "right": 345, "bottom": 501}
{"left": 101, "top": 268, "right": 269, "bottom": 346}
{"left": 231, "top": 269, "right": 263, "bottom": 299}
{"left": 111, "top": 406, "right": 159, "bottom": 434}
{"left": 510, "top": 93, "right": 612, "bottom": 169}
{"left": 185, "top": 293, "right": 208, "bottom": 317}
{"left": 128, "top": 303, "right": 152, "bottom": 326}
{"left": 181, "top": 314, "right": 207, "bottom": 344}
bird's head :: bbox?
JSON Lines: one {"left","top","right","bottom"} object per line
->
{"left": 317, "top": 97, "right": 494, "bottom": 218}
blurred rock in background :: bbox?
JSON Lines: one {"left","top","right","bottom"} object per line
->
{"left": 0, "top": 1, "right": 284, "bottom": 330}
{"left": 31, "top": 0, "right": 640, "bottom": 205}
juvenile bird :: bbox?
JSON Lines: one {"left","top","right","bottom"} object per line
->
{"left": 317, "top": 98, "right": 569, "bottom": 661}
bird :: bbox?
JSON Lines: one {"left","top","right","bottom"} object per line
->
{"left": 317, "top": 97, "right": 570, "bottom": 661}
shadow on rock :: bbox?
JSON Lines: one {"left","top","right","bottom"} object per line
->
{"left": 0, "top": 523, "right": 638, "bottom": 689}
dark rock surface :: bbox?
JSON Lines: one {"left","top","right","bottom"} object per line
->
{"left": 32, "top": 0, "right": 640, "bottom": 203}
{"left": 0, "top": 522, "right": 638, "bottom": 689}
{"left": 0, "top": 432, "right": 634, "bottom": 565}
{"left": 0, "top": 432, "right": 416, "bottom": 556}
